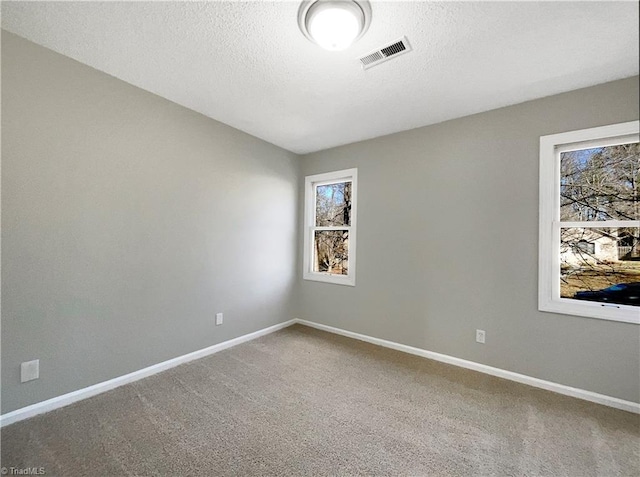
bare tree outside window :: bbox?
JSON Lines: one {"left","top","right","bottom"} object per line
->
{"left": 561, "top": 144, "right": 639, "bottom": 221}
{"left": 559, "top": 143, "right": 640, "bottom": 304}
{"left": 314, "top": 182, "right": 351, "bottom": 275}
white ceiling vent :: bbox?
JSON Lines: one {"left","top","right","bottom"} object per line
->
{"left": 358, "top": 36, "right": 412, "bottom": 70}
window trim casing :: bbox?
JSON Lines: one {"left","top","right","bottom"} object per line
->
{"left": 303, "top": 168, "right": 358, "bottom": 286}
{"left": 538, "top": 120, "right": 640, "bottom": 324}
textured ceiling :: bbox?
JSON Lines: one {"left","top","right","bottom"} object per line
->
{"left": 2, "top": 1, "right": 638, "bottom": 154}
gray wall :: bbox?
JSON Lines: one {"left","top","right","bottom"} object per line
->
{"left": 2, "top": 29, "right": 638, "bottom": 415}
{"left": 299, "top": 76, "right": 640, "bottom": 404}
{"left": 1, "top": 32, "right": 300, "bottom": 413}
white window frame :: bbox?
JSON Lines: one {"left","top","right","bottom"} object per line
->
{"left": 539, "top": 120, "right": 639, "bottom": 324}
{"left": 303, "top": 168, "right": 357, "bottom": 286}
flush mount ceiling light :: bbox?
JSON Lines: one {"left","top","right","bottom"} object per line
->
{"left": 298, "top": 0, "right": 372, "bottom": 51}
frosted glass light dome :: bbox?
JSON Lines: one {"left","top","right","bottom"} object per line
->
{"left": 298, "top": 1, "right": 371, "bottom": 51}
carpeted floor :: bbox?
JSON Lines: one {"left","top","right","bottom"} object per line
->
{"left": 1, "top": 324, "right": 639, "bottom": 476}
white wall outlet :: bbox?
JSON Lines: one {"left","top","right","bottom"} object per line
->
{"left": 21, "top": 359, "right": 40, "bottom": 383}
{"left": 215, "top": 312, "right": 223, "bottom": 326}
{"left": 476, "top": 329, "right": 486, "bottom": 344}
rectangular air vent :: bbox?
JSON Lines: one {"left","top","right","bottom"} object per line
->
{"left": 358, "top": 36, "right": 412, "bottom": 70}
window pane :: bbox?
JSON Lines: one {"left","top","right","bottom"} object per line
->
{"left": 560, "top": 227, "right": 640, "bottom": 306}
{"left": 560, "top": 142, "right": 640, "bottom": 221}
{"left": 314, "top": 230, "right": 349, "bottom": 275}
{"left": 315, "top": 182, "right": 352, "bottom": 226}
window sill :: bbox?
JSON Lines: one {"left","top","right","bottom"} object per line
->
{"left": 303, "top": 272, "right": 355, "bottom": 287}
{"left": 539, "top": 297, "right": 639, "bottom": 324}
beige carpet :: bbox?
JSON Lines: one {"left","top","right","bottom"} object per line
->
{"left": 1, "top": 324, "right": 639, "bottom": 476}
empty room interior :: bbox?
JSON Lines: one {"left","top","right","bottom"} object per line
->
{"left": 1, "top": 1, "right": 639, "bottom": 476}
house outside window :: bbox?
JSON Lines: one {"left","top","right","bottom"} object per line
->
{"left": 303, "top": 168, "right": 357, "bottom": 286}
{"left": 573, "top": 240, "right": 595, "bottom": 255}
{"left": 539, "top": 121, "right": 639, "bottom": 324}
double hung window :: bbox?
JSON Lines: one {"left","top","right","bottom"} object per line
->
{"left": 539, "top": 121, "right": 639, "bottom": 323}
{"left": 303, "top": 169, "right": 357, "bottom": 286}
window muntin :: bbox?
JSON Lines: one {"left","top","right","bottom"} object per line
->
{"left": 304, "top": 169, "right": 357, "bottom": 285}
{"left": 539, "top": 121, "right": 640, "bottom": 324}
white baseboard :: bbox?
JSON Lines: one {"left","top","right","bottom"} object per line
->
{"left": 3, "top": 317, "right": 637, "bottom": 427}
{"left": 0, "top": 319, "right": 297, "bottom": 428}
{"left": 294, "top": 319, "right": 640, "bottom": 414}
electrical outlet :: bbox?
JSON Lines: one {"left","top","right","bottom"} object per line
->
{"left": 21, "top": 359, "right": 40, "bottom": 383}
{"left": 476, "top": 329, "right": 486, "bottom": 344}
{"left": 215, "top": 312, "right": 223, "bottom": 326}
